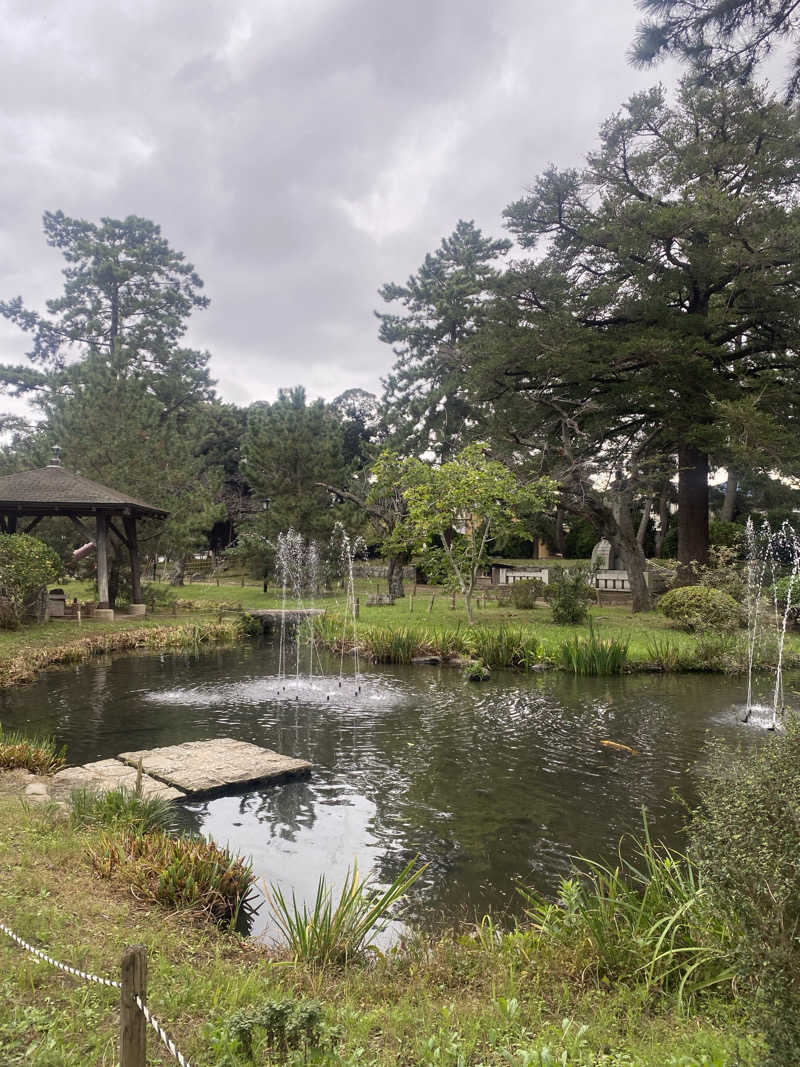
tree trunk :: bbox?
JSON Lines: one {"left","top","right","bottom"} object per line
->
{"left": 655, "top": 481, "right": 672, "bottom": 557}
{"left": 677, "top": 444, "right": 709, "bottom": 584}
{"left": 720, "top": 472, "right": 737, "bottom": 524}
{"left": 554, "top": 507, "right": 567, "bottom": 556}
{"left": 464, "top": 587, "right": 474, "bottom": 624}
{"left": 170, "top": 558, "right": 185, "bottom": 586}
{"left": 387, "top": 555, "right": 406, "bottom": 598}
{"left": 636, "top": 499, "right": 651, "bottom": 548}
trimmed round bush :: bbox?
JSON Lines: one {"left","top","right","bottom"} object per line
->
{"left": 0, "top": 533, "right": 62, "bottom": 628}
{"left": 658, "top": 584, "right": 742, "bottom": 632}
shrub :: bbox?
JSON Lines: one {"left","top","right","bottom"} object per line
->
{"left": 0, "top": 724, "right": 66, "bottom": 774}
{"left": 463, "top": 659, "right": 491, "bottom": 681}
{"left": 544, "top": 566, "right": 595, "bottom": 625}
{"left": 689, "top": 718, "right": 800, "bottom": 1063}
{"left": 0, "top": 533, "right": 62, "bottom": 628}
{"left": 509, "top": 578, "right": 544, "bottom": 609}
{"left": 224, "top": 999, "right": 335, "bottom": 1063}
{"left": 658, "top": 585, "right": 742, "bottom": 632}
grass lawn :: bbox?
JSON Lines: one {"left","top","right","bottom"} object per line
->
{"left": 60, "top": 577, "right": 798, "bottom": 671}
{"left": 0, "top": 795, "right": 763, "bottom": 1065}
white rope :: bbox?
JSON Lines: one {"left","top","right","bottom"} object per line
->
{"left": 134, "top": 995, "right": 192, "bottom": 1067}
{"left": 0, "top": 920, "right": 121, "bottom": 989}
{"left": 2, "top": 918, "right": 192, "bottom": 1066}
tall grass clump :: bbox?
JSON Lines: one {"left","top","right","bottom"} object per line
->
{"left": 645, "top": 636, "right": 683, "bottom": 672}
{"left": 558, "top": 624, "right": 629, "bottom": 675}
{"left": 0, "top": 723, "right": 66, "bottom": 774}
{"left": 267, "top": 858, "right": 427, "bottom": 966}
{"left": 521, "top": 820, "right": 737, "bottom": 1007}
{"left": 360, "top": 626, "right": 418, "bottom": 664}
{"left": 70, "top": 786, "right": 176, "bottom": 835}
{"left": 465, "top": 625, "right": 542, "bottom": 670}
{"left": 89, "top": 830, "right": 257, "bottom": 928}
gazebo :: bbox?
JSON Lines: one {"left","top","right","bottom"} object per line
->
{"left": 0, "top": 450, "right": 168, "bottom": 608}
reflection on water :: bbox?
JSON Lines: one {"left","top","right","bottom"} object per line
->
{"left": 0, "top": 640, "right": 772, "bottom": 935}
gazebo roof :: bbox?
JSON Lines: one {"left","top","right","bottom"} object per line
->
{"left": 0, "top": 461, "right": 168, "bottom": 519}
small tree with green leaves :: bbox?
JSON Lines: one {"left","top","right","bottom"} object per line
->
{"left": 402, "top": 443, "right": 556, "bottom": 622}
{"left": 0, "top": 534, "right": 63, "bottom": 628}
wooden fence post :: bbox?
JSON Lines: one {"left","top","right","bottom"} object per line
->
{"left": 120, "top": 945, "right": 147, "bottom": 1067}
{"left": 409, "top": 593, "right": 414, "bottom": 613}
{"left": 428, "top": 594, "right": 435, "bottom": 614}
{"left": 355, "top": 597, "right": 360, "bottom": 619}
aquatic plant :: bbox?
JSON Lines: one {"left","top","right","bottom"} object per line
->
{"left": 645, "top": 636, "right": 683, "bottom": 672}
{"left": 558, "top": 625, "right": 629, "bottom": 675}
{"left": 463, "top": 659, "right": 491, "bottom": 682}
{"left": 465, "top": 625, "right": 541, "bottom": 670}
{"left": 360, "top": 626, "right": 419, "bottom": 664}
{"left": 70, "top": 785, "right": 176, "bottom": 835}
{"left": 0, "top": 723, "right": 66, "bottom": 774}
{"left": 266, "top": 857, "right": 427, "bottom": 966}
{"left": 89, "top": 830, "right": 257, "bottom": 928}
{"left": 521, "top": 819, "right": 737, "bottom": 1007}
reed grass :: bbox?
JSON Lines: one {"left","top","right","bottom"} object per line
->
{"left": 558, "top": 624, "right": 629, "bottom": 675}
{"left": 0, "top": 724, "right": 66, "bottom": 774}
{"left": 266, "top": 858, "right": 427, "bottom": 966}
{"left": 521, "top": 819, "right": 737, "bottom": 1008}
{"left": 69, "top": 785, "right": 176, "bottom": 835}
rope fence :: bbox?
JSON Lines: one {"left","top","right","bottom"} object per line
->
{"left": 1, "top": 919, "right": 192, "bottom": 1067}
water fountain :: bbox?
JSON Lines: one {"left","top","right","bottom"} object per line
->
{"left": 271, "top": 526, "right": 368, "bottom": 704}
{"left": 742, "top": 518, "right": 800, "bottom": 729}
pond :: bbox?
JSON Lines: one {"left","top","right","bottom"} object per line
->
{"left": 0, "top": 639, "right": 772, "bottom": 936}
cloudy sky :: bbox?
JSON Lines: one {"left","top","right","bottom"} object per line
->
{"left": 1, "top": 0, "right": 680, "bottom": 410}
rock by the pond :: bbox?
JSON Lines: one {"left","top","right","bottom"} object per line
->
{"left": 117, "top": 738, "right": 312, "bottom": 797}
{"left": 51, "top": 759, "right": 184, "bottom": 801}
{"left": 24, "top": 782, "right": 50, "bottom": 799}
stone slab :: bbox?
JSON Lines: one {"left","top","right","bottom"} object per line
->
{"left": 51, "top": 759, "right": 185, "bottom": 801}
{"left": 117, "top": 739, "right": 312, "bottom": 797}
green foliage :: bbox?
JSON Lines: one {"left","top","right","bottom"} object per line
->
{"left": 0, "top": 534, "right": 62, "bottom": 628}
{"left": 559, "top": 630, "right": 629, "bottom": 675}
{"left": 659, "top": 586, "right": 742, "bottom": 633}
{"left": 89, "top": 830, "right": 257, "bottom": 928}
{"left": 224, "top": 998, "right": 335, "bottom": 1063}
{"left": 360, "top": 626, "right": 419, "bottom": 664}
{"left": 267, "top": 858, "right": 427, "bottom": 966}
{"left": 463, "top": 659, "right": 491, "bottom": 681}
{"left": 465, "top": 624, "right": 543, "bottom": 670}
{"left": 545, "top": 567, "right": 595, "bottom": 625}
{"left": 402, "top": 443, "right": 556, "bottom": 622}
{"left": 645, "top": 636, "right": 684, "bottom": 672}
{"left": 509, "top": 578, "right": 544, "bottom": 609}
{"left": 0, "top": 724, "right": 65, "bottom": 774}
{"left": 690, "top": 718, "right": 800, "bottom": 1063}
{"left": 523, "top": 820, "right": 737, "bottom": 1007}
{"left": 708, "top": 521, "right": 744, "bottom": 550}
{"left": 69, "top": 786, "right": 176, "bottom": 835}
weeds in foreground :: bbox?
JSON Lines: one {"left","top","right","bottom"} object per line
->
{"left": 0, "top": 723, "right": 66, "bottom": 774}
{"left": 70, "top": 785, "right": 176, "bottom": 835}
{"left": 521, "top": 819, "right": 737, "bottom": 1008}
{"left": 89, "top": 830, "right": 258, "bottom": 928}
{"left": 267, "top": 858, "right": 427, "bottom": 966}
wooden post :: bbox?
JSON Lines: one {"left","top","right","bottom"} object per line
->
{"left": 450, "top": 592, "right": 456, "bottom": 610}
{"left": 428, "top": 594, "right": 435, "bottom": 614}
{"left": 123, "top": 516, "right": 142, "bottom": 605}
{"left": 241, "top": 575, "right": 245, "bottom": 587}
{"left": 409, "top": 593, "right": 414, "bottom": 613}
{"left": 96, "top": 512, "right": 109, "bottom": 608}
{"left": 120, "top": 944, "right": 147, "bottom": 1067}
{"left": 355, "top": 597, "right": 360, "bottom": 619}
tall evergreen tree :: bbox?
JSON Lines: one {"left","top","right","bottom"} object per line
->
{"left": 378, "top": 220, "right": 511, "bottom": 457}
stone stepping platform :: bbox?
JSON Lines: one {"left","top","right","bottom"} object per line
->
{"left": 52, "top": 759, "right": 184, "bottom": 801}
{"left": 118, "top": 738, "right": 312, "bottom": 797}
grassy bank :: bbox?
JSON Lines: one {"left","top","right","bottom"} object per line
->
{"left": 0, "top": 615, "right": 246, "bottom": 686}
{"left": 0, "top": 795, "right": 761, "bottom": 1066}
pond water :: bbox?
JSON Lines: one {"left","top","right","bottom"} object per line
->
{"left": 0, "top": 639, "right": 775, "bottom": 936}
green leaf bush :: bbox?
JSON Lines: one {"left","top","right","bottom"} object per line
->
{"left": 658, "top": 585, "right": 742, "bottom": 632}
{"left": 690, "top": 719, "right": 800, "bottom": 1063}
{"left": 0, "top": 533, "right": 62, "bottom": 628}
{"left": 509, "top": 578, "right": 544, "bottom": 609}
{"left": 544, "top": 566, "right": 595, "bottom": 625}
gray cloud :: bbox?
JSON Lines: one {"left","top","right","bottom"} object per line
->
{"left": 0, "top": 0, "right": 681, "bottom": 410}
